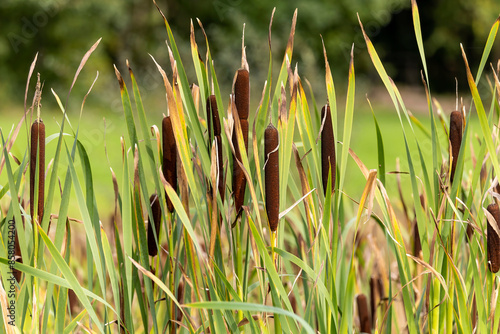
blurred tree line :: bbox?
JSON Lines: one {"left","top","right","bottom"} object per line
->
{"left": 1, "top": 0, "right": 499, "bottom": 104}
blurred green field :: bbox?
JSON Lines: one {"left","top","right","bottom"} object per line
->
{"left": 2, "top": 96, "right": 483, "bottom": 222}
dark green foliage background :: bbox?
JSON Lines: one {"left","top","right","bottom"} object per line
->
{"left": 0, "top": 0, "right": 499, "bottom": 100}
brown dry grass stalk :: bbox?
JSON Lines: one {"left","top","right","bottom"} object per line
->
{"left": 321, "top": 105, "right": 335, "bottom": 195}
{"left": 162, "top": 116, "right": 177, "bottom": 212}
{"left": 486, "top": 203, "right": 500, "bottom": 273}
{"left": 30, "top": 119, "right": 45, "bottom": 223}
{"left": 449, "top": 110, "right": 463, "bottom": 184}
{"left": 265, "top": 123, "right": 279, "bottom": 232}
{"left": 357, "top": 293, "right": 371, "bottom": 333}
{"left": 147, "top": 194, "right": 162, "bottom": 257}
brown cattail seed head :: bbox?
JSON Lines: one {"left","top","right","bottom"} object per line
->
{"left": 449, "top": 111, "right": 463, "bottom": 184}
{"left": 357, "top": 293, "right": 371, "bottom": 333}
{"left": 234, "top": 69, "right": 249, "bottom": 120}
{"left": 413, "top": 219, "right": 422, "bottom": 257}
{"left": 162, "top": 116, "right": 177, "bottom": 213}
{"left": 30, "top": 119, "right": 45, "bottom": 223}
{"left": 486, "top": 203, "right": 500, "bottom": 273}
{"left": 207, "top": 95, "right": 221, "bottom": 138}
{"left": 147, "top": 194, "right": 162, "bottom": 257}
{"left": 207, "top": 95, "right": 224, "bottom": 201}
{"left": 232, "top": 119, "right": 249, "bottom": 213}
{"left": 321, "top": 105, "right": 335, "bottom": 195}
{"left": 176, "top": 281, "right": 185, "bottom": 322}
{"left": 265, "top": 123, "right": 279, "bottom": 232}
{"left": 369, "top": 277, "right": 376, "bottom": 328}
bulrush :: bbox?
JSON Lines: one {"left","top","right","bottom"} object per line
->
{"left": 265, "top": 123, "right": 279, "bottom": 232}
{"left": 207, "top": 95, "right": 224, "bottom": 201}
{"left": 321, "top": 105, "right": 335, "bottom": 195}
{"left": 232, "top": 68, "right": 250, "bottom": 215}
{"left": 486, "top": 203, "right": 500, "bottom": 273}
{"left": 30, "top": 119, "right": 45, "bottom": 223}
{"left": 357, "top": 293, "right": 371, "bottom": 333}
{"left": 147, "top": 194, "right": 162, "bottom": 257}
{"left": 234, "top": 69, "right": 249, "bottom": 120}
{"left": 162, "top": 116, "right": 177, "bottom": 212}
{"left": 449, "top": 111, "right": 463, "bottom": 184}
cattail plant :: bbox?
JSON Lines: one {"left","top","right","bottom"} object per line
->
{"left": 232, "top": 67, "right": 250, "bottom": 215}
{"left": 265, "top": 123, "right": 279, "bottom": 233}
{"left": 486, "top": 203, "right": 500, "bottom": 273}
{"left": 234, "top": 69, "right": 249, "bottom": 120}
{"left": 356, "top": 293, "right": 371, "bottom": 333}
{"left": 147, "top": 194, "right": 162, "bottom": 257}
{"left": 162, "top": 116, "right": 177, "bottom": 212}
{"left": 207, "top": 95, "right": 224, "bottom": 201}
{"left": 30, "top": 118, "right": 45, "bottom": 223}
{"left": 449, "top": 110, "right": 463, "bottom": 184}
{"left": 321, "top": 105, "right": 335, "bottom": 195}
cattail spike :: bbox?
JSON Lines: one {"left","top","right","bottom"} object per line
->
{"left": 449, "top": 110, "right": 463, "bottom": 184}
{"left": 234, "top": 69, "right": 249, "bottom": 120}
{"left": 321, "top": 105, "right": 335, "bottom": 195}
{"left": 357, "top": 293, "right": 371, "bottom": 333}
{"left": 162, "top": 116, "right": 177, "bottom": 213}
{"left": 233, "top": 119, "right": 249, "bottom": 213}
{"left": 207, "top": 95, "right": 221, "bottom": 138}
{"left": 147, "top": 194, "right": 162, "bottom": 257}
{"left": 30, "top": 119, "right": 45, "bottom": 223}
{"left": 207, "top": 95, "right": 225, "bottom": 201}
{"left": 265, "top": 123, "right": 279, "bottom": 232}
{"left": 486, "top": 203, "right": 500, "bottom": 273}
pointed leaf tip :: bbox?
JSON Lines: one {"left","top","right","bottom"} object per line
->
{"left": 114, "top": 65, "right": 124, "bottom": 89}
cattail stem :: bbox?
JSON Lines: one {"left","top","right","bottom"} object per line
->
{"left": 321, "top": 105, "right": 335, "bottom": 195}
{"left": 162, "top": 116, "right": 177, "bottom": 213}
{"left": 487, "top": 203, "right": 500, "bottom": 273}
{"left": 449, "top": 111, "right": 463, "bottom": 184}
{"left": 147, "top": 194, "right": 162, "bottom": 257}
{"left": 30, "top": 119, "right": 45, "bottom": 223}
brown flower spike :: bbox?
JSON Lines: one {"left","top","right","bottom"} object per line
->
{"left": 162, "top": 116, "right": 177, "bottom": 212}
{"left": 207, "top": 95, "right": 224, "bottom": 201}
{"left": 265, "top": 123, "right": 279, "bottom": 232}
{"left": 357, "top": 293, "right": 371, "bottom": 333}
{"left": 232, "top": 68, "right": 250, "bottom": 215}
{"left": 147, "top": 194, "right": 162, "bottom": 257}
{"left": 449, "top": 111, "right": 463, "bottom": 184}
{"left": 321, "top": 105, "right": 335, "bottom": 195}
{"left": 30, "top": 119, "right": 45, "bottom": 223}
{"left": 486, "top": 203, "right": 500, "bottom": 273}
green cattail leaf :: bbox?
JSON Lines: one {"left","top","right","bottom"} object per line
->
{"left": 187, "top": 301, "right": 314, "bottom": 334}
